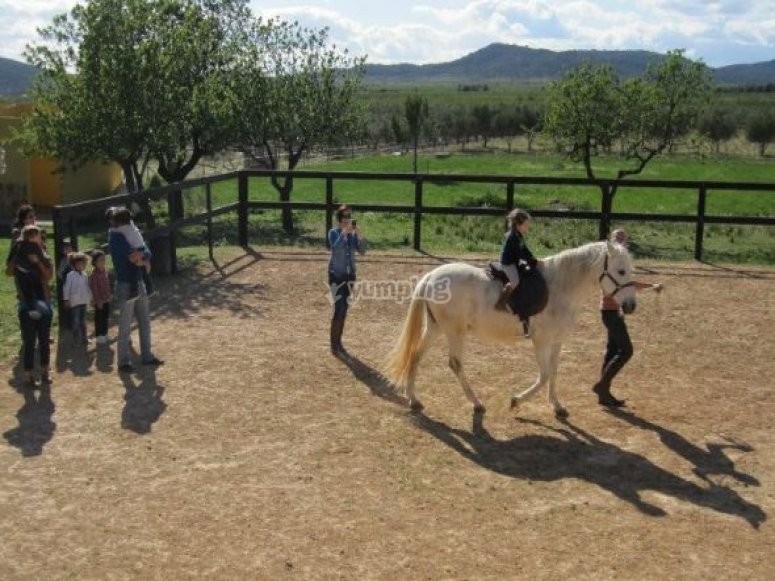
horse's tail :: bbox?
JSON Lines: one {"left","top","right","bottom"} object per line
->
{"left": 384, "top": 273, "right": 431, "bottom": 388}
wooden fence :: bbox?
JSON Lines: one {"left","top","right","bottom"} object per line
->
{"left": 51, "top": 169, "right": 775, "bottom": 278}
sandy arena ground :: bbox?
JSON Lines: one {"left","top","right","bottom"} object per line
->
{"left": 1, "top": 247, "right": 774, "bottom": 580}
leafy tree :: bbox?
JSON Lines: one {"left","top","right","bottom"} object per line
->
{"left": 404, "top": 93, "right": 430, "bottom": 174}
{"left": 471, "top": 104, "right": 495, "bottom": 149}
{"left": 543, "top": 50, "right": 713, "bottom": 237}
{"left": 230, "top": 18, "right": 366, "bottom": 233}
{"left": 21, "top": 0, "right": 250, "bottom": 224}
{"left": 745, "top": 111, "right": 775, "bottom": 156}
{"left": 696, "top": 108, "right": 737, "bottom": 153}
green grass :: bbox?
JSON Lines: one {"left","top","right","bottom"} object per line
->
{"left": 1, "top": 238, "right": 21, "bottom": 362}
{"left": 133, "top": 150, "right": 775, "bottom": 264}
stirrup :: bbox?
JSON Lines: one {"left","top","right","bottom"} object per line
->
{"left": 521, "top": 318, "right": 531, "bottom": 338}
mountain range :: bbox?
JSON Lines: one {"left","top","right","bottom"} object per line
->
{"left": 3, "top": 43, "right": 775, "bottom": 95}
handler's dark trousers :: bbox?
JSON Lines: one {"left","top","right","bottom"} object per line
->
{"left": 600, "top": 309, "right": 634, "bottom": 385}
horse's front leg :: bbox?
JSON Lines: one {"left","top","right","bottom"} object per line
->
{"left": 546, "top": 343, "right": 568, "bottom": 418}
{"left": 510, "top": 340, "right": 552, "bottom": 412}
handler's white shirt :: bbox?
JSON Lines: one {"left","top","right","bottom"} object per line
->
{"left": 63, "top": 270, "right": 92, "bottom": 307}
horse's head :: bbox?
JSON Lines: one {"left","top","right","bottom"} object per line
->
{"left": 600, "top": 241, "right": 636, "bottom": 314}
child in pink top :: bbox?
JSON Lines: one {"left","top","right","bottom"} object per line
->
{"left": 89, "top": 250, "right": 113, "bottom": 344}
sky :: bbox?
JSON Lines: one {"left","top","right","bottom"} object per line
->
{"left": 1, "top": 0, "right": 774, "bottom": 68}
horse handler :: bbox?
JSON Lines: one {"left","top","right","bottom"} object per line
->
{"left": 594, "top": 229, "right": 663, "bottom": 407}
{"left": 328, "top": 204, "right": 366, "bottom": 356}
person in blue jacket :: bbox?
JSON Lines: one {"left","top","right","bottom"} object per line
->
{"left": 328, "top": 204, "right": 366, "bottom": 356}
{"left": 108, "top": 207, "right": 163, "bottom": 373}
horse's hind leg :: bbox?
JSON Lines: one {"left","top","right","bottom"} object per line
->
{"left": 447, "top": 334, "right": 485, "bottom": 412}
{"left": 406, "top": 320, "right": 438, "bottom": 411}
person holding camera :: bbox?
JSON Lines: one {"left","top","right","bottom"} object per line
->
{"left": 328, "top": 204, "right": 366, "bottom": 356}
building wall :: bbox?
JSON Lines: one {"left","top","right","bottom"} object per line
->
{"left": 0, "top": 103, "right": 123, "bottom": 213}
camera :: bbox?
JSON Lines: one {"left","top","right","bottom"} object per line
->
{"left": 351, "top": 220, "right": 357, "bottom": 228}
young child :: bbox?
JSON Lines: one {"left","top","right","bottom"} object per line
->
{"left": 89, "top": 250, "right": 112, "bottom": 345}
{"left": 499, "top": 208, "right": 540, "bottom": 337}
{"left": 10, "top": 225, "right": 52, "bottom": 321}
{"left": 107, "top": 207, "right": 154, "bottom": 298}
{"left": 56, "top": 238, "right": 75, "bottom": 329}
{"left": 63, "top": 253, "right": 93, "bottom": 344}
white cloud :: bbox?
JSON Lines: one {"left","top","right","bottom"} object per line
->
{"left": 0, "top": 0, "right": 773, "bottom": 66}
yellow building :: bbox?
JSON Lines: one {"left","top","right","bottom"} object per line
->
{"left": 0, "top": 103, "right": 123, "bottom": 216}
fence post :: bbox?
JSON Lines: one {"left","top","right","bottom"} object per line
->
{"left": 206, "top": 183, "right": 214, "bottom": 262}
{"left": 414, "top": 177, "right": 423, "bottom": 251}
{"left": 506, "top": 181, "right": 515, "bottom": 210}
{"left": 51, "top": 206, "right": 66, "bottom": 321}
{"left": 238, "top": 172, "right": 248, "bottom": 248}
{"left": 167, "top": 185, "right": 183, "bottom": 274}
{"left": 325, "top": 175, "right": 333, "bottom": 249}
{"left": 695, "top": 185, "right": 707, "bottom": 261}
{"left": 599, "top": 183, "right": 612, "bottom": 240}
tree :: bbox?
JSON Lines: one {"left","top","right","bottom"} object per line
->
{"left": 471, "top": 104, "right": 495, "bottom": 149}
{"left": 745, "top": 111, "right": 775, "bottom": 156}
{"left": 231, "top": 18, "right": 366, "bottom": 233}
{"left": 21, "top": 0, "right": 250, "bottom": 223}
{"left": 697, "top": 108, "right": 737, "bottom": 154}
{"left": 543, "top": 50, "right": 713, "bottom": 237}
{"left": 404, "top": 93, "right": 430, "bottom": 174}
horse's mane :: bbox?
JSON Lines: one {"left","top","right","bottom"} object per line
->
{"left": 543, "top": 241, "right": 610, "bottom": 296}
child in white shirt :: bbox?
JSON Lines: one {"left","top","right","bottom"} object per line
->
{"left": 63, "top": 253, "right": 93, "bottom": 344}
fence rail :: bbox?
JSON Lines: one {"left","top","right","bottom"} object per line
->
{"left": 51, "top": 169, "right": 775, "bottom": 282}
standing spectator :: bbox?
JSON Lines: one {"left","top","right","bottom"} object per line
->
{"left": 56, "top": 238, "right": 74, "bottom": 329}
{"left": 62, "top": 253, "right": 92, "bottom": 345}
{"left": 327, "top": 204, "right": 366, "bottom": 356}
{"left": 108, "top": 208, "right": 163, "bottom": 372}
{"left": 106, "top": 207, "right": 154, "bottom": 298}
{"left": 89, "top": 250, "right": 112, "bottom": 344}
{"left": 8, "top": 224, "right": 54, "bottom": 387}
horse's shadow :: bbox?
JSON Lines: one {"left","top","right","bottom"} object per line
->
{"left": 2, "top": 386, "right": 57, "bottom": 457}
{"left": 338, "top": 354, "right": 765, "bottom": 529}
{"left": 410, "top": 410, "right": 765, "bottom": 529}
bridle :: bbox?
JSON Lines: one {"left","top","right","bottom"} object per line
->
{"left": 599, "top": 252, "right": 635, "bottom": 297}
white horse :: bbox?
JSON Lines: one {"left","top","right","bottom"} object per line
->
{"left": 384, "top": 240, "right": 637, "bottom": 417}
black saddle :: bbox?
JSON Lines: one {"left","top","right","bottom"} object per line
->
{"left": 488, "top": 261, "right": 549, "bottom": 319}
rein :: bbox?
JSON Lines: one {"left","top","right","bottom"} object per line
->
{"left": 599, "top": 252, "right": 635, "bottom": 297}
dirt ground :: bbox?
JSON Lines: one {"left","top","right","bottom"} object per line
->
{"left": 1, "top": 247, "right": 774, "bottom": 580}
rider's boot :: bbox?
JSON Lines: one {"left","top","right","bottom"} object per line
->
{"left": 495, "top": 283, "right": 514, "bottom": 311}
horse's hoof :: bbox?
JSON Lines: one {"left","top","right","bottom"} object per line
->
{"left": 473, "top": 404, "right": 486, "bottom": 414}
{"left": 510, "top": 396, "right": 519, "bottom": 410}
{"left": 409, "top": 400, "right": 424, "bottom": 411}
{"left": 555, "top": 408, "right": 569, "bottom": 419}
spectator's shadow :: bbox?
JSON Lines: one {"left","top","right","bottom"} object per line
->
{"left": 119, "top": 367, "right": 167, "bottom": 434}
{"left": 3, "top": 386, "right": 56, "bottom": 457}
{"left": 605, "top": 408, "right": 759, "bottom": 486}
{"left": 409, "top": 410, "right": 765, "bottom": 529}
{"left": 54, "top": 327, "right": 94, "bottom": 377}
{"left": 95, "top": 344, "right": 115, "bottom": 374}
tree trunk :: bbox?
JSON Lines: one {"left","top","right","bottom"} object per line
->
{"left": 121, "top": 161, "right": 156, "bottom": 228}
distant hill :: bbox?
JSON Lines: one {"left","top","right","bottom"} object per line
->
{"left": 365, "top": 44, "right": 668, "bottom": 83}
{"left": 714, "top": 59, "right": 775, "bottom": 85}
{"left": 364, "top": 43, "right": 775, "bottom": 85}
{"left": 0, "top": 57, "right": 36, "bottom": 95}
{"left": 2, "top": 45, "right": 775, "bottom": 95}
